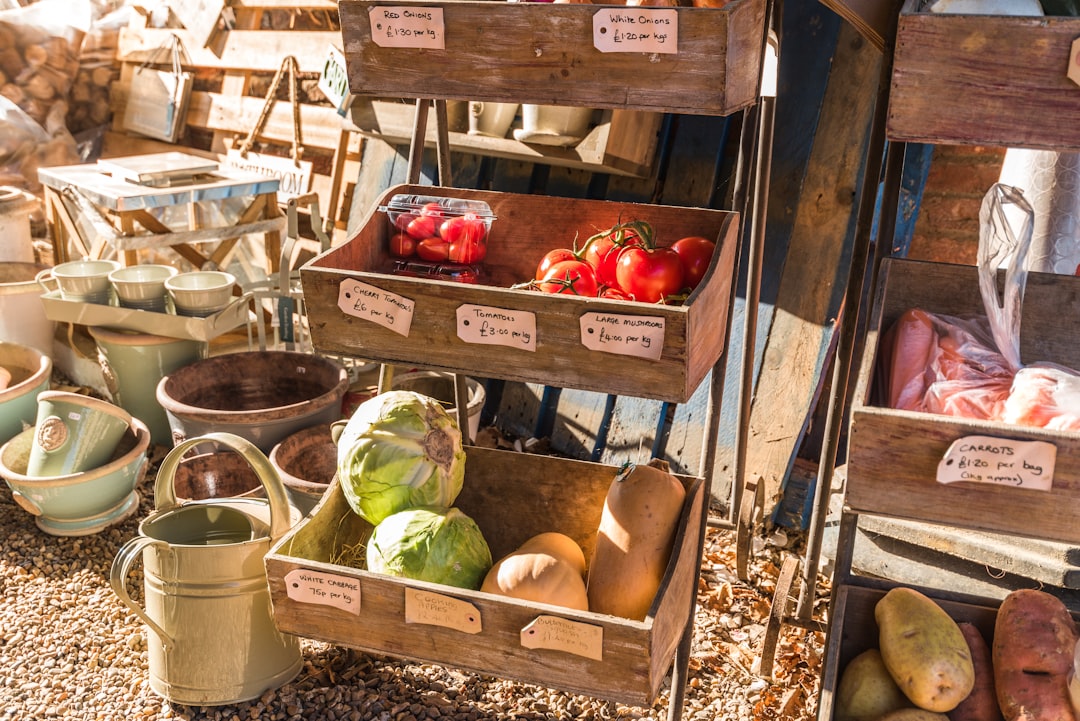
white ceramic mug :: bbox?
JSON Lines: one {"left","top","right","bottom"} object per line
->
{"left": 165, "top": 271, "right": 237, "bottom": 317}
{"left": 44, "top": 259, "right": 121, "bottom": 304}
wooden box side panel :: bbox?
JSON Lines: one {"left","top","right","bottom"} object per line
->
{"left": 300, "top": 185, "right": 738, "bottom": 402}
{"left": 338, "top": 0, "right": 766, "bottom": 116}
{"left": 888, "top": 12, "right": 1080, "bottom": 150}
{"left": 848, "top": 258, "right": 1080, "bottom": 545}
{"left": 818, "top": 584, "right": 1000, "bottom": 720}
{"left": 266, "top": 446, "right": 705, "bottom": 705}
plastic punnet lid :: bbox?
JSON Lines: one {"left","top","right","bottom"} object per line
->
{"left": 380, "top": 194, "right": 496, "bottom": 220}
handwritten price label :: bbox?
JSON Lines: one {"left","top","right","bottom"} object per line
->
{"left": 520, "top": 615, "right": 603, "bottom": 660}
{"left": 283, "top": 569, "right": 361, "bottom": 615}
{"left": 593, "top": 8, "right": 678, "bottom": 55}
{"left": 456, "top": 304, "right": 536, "bottom": 351}
{"left": 936, "top": 435, "right": 1056, "bottom": 491}
{"left": 369, "top": 6, "right": 445, "bottom": 49}
{"left": 337, "top": 279, "right": 414, "bottom": 337}
{"left": 579, "top": 312, "right": 664, "bottom": 359}
{"left": 405, "top": 589, "right": 482, "bottom": 633}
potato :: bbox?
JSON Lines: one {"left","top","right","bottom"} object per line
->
{"left": 993, "top": 589, "right": 1078, "bottom": 721}
{"left": 835, "top": 648, "right": 912, "bottom": 721}
{"left": 875, "top": 587, "right": 975, "bottom": 712}
{"left": 877, "top": 710, "right": 950, "bottom": 721}
{"left": 949, "top": 622, "right": 1002, "bottom": 721}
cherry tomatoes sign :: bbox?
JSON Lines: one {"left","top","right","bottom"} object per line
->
{"left": 614, "top": 246, "right": 685, "bottom": 303}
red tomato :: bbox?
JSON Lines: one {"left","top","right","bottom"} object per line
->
{"left": 441, "top": 214, "right": 488, "bottom": 263}
{"left": 406, "top": 214, "right": 438, "bottom": 241}
{"left": 419, "top": 201, "right": 446, "bottom": 219}
{"left": 389, "top": 232, "right": 417, "bottom": 258}
{"left": 583, "top": 220, "right": 652, "bottom": 287}
{"left": 535, "top": 248, "right": 578, "bottom": 279}
{"left": 416, "top": 237, "right": 450, "bottom": 262}
{"left": 538, "top": 260, "right": 599, "bottom": 296}
{"left": 599, "top": 285, "right": 633, "bottom": 301}
{"left": 393, "top": 212, "right": 419, "bottom": 233}
{"left": 615, "top": 247, "right": 685, "bottom": 303}
{"left": 670, "top": 236, "right": 715, "bottom": 290}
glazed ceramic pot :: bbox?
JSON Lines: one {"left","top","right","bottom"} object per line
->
{"left": 0, "top": 342, "right": 51, "bottom": 445}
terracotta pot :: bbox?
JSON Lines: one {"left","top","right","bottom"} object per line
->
{"left": 156, "top": 351, "right": 349, "bottom": 452}
{"left": 269, "top": 423, "right": 337, "bottom": 514}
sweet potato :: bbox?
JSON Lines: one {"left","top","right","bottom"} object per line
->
{"left": 949, "top": 622, "right": 1002, "bottom": 721}
{"left": 993, "top": 589, "right": 1079, "bottom": 721}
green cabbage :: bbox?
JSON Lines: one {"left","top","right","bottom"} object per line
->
{"left": 337, "top": 390, "right": 466, "bottom": 525}
{"left": 365, "top": 506, "right": 492, "bottom": 589}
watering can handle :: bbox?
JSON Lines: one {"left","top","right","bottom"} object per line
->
{"left": 154, "top": 432, "right": 293, "bottom": 541}
{"left": 109, "top": 535, "right": 174, "bottom": 649}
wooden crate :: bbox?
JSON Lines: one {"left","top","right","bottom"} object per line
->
{"left": 337, "top": 0, "right": 766, "bottom": 116}
{"left": 349, "top": 98, "right": 663, "bottom": 179}
{"left": 298, "top": 184, "right": 739, "bottom": 403}
{"left": 816, "top": 582, "right": 1003, "bottom": 720}
{"left": 888, "top": 0, "right": 1080, "bottom": 150}
{"left": 847, "top": 257, "right": 1080, "bottom": 545}
{"left": 264, "top": 445, "right": 706, "bottom": 707}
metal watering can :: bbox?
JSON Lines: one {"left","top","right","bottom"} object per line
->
{"left": 110, "top": 432, "right": 303, "bottom": 706}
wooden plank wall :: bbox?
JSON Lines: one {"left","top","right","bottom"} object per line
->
{"left": 341, "top": 0, "right": 872, "bottom": 523}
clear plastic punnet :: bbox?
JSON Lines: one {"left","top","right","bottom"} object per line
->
{"left": 379, "top": 194, "right": 495, "bottom": 281}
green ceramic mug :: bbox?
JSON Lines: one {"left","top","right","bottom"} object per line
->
{"left": 26, "top": 391, "right": 133, "bottom": 477}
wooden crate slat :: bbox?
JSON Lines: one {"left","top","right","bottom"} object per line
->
{"left": 888, "top": 0, "right": 1080, "bottom": 150}
{"left": 338, "top": 0, "right": 766, "bottom": 116}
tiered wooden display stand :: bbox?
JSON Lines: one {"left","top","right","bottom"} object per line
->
{"left": 262, "top": 1, "right": 771, "bottom": 719}
{"left": 814, "top": 1, "right": 1080, "bottom": 717}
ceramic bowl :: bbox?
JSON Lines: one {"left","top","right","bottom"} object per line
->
{"left": 156, "top": 350, "right": 349, "bottom": 452}
{"left": 109, "top": 264, "right": 178, "bottom": 311}
{"left": 48, "top": 259, "right": 120, "bottom": 304}
{"left": 165, "top": 271, "right": 237, "bottom": 317}
{"left": 171, "top": 448, "right": 264, "bottom": 502}
{"left": 0, "top": 342, "right": 52, "bottom": 446}
{"left": 269, "top": 423, "right": 337, "bottom": 514}
{"left": 0, "top": 417, "right": 151, "bottom": 536}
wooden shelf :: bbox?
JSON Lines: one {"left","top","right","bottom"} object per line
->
{"left": 888, "top": 0, "right": 1080, "bottom": 151}
{"left": 349, "top": 98, "right": 662, "bottom": 178}
{"left": 338, "top": 0, "right": 766, "bottom": 116}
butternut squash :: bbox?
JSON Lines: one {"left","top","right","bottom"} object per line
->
{"left": 586, "top": 458, "right": 686, "bottom": 620}
{"left": 480, "top": 533, "right": 589, "bottom": 611}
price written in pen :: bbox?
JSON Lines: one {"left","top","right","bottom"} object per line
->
{"left": 608, "top": 12, "right": 672, "bottom": 46}
{"left": 579, "top": 312, "right": 664, "bottom": 359}
{"left": 337, "top": 279, "right": 414, "bottom": 337}
{"left": 936, "top": 435, "right": 1056, "bottom": 491}
{"left": 369, "top": 6, "right": 445, "bottom": 49}
{"left": 593, "top": 8, "right": 678, "bottom": 55}
{"left": 456, "top": 304, "right": 536, "bottom": 351}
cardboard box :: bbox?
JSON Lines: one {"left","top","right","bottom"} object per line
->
{"left": 264, "top": 445, "right": 705, "bottom": 706}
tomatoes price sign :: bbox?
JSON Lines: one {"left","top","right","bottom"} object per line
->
{"left": 593, "top": 8, "right": 678, "bottom": 55}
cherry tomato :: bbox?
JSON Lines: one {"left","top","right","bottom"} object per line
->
{"left": 538, "top": 260, "right": 599, "bottom": 296}
{"left": 393, "top": 212, "right": 419, "bottom": 233}
{"left": 416, "top": 237, "right": 450, "bottom": 262}
{"left": 441, "top": 214, "right": 488, "bottom": 263}
{"left": 406, "top": 214, "right": 438, "bottom": 241}
{"left": 670, "top": 236, "right": 715, "bottom": 290}
{"left": 419, "top": 201, "right": 446, "bottom": 220}
{"left": 615, "top": 246, "right": 685, "bottom": 303}
{"left": 535, "top": 248, "right": 578, "bottom": 279}
{"left": 389, "top": 232, "right": 417, "bottom": 258}
{"left": 583, "top": 220, "right": 651, "bottom": 287}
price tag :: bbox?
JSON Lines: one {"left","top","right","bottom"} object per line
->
{"left": 318, "top": 45, "right": 353, "bottom": 116}
{"left": 579, "top": 312, "right": 664, "bottom": 359}
{"left": 405, "top": 589, "right": 482, "bottom": 633}
{"left": 337, "top": 279, "right": 414, "bottom": 337}
{"left": 1069, "top": 37, "right": 1080, "bottom": 88}
{"left": 369, "top": 6, "right": 445, "bottom": 49}
{"left": 593, "top": 8, "right": 678, "bottom": 55}
{"left": 456, "top": 304, "right": 536, "bottom": 351}
{"left": 520, "top": 615, "right": 603, "bottom": 661}
{"left": 936, "top": 435, "right": 1056, "bottom": 491}
{"left": 283, "top": 569, "right": 362, "bottom": 615}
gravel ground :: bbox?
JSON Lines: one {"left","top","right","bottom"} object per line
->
{"left": 0, "top": 442, "right": 829, "bottom": 721}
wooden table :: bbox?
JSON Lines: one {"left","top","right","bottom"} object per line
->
{"left": 39, "top": 160, "right": 286, "bottom": 274}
